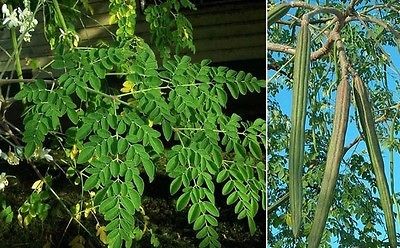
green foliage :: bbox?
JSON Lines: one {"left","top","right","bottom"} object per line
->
{"left": 109, "top": 0, "right": 137, "bottom": 41}
{"left": 15, "top": 39, "right": 265, "bottom": 245}
{"left": 0, "top": 195, "right": 13, "bottom": 224}
{"left": 18, "top": 186, "right": 51, "bottom": 227}
{"left": 43, "top": 0, "right": 83, "bottom": 49}
{"left": 1, "top": 0, "right": 265, "bottom": 247}
{"left": 0, "top": 206, "right": 13, "bottom": 224}
{"left": 144, "top": 0, "right": 196, "bottom": 58}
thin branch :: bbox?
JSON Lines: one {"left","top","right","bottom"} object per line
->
{"left": 267, "top": 60, "right": 292, "bottom": 79}
{"left": 287, "top": 1, "right": 316, "bottom": 10}
{"left": 345, "top": 15, "right": 400, "bottom": 39}
{"left": 347, "top": 0, "right": 362, "bottom": 13}
{"left": 376, "top": 103, "right": 400, "bottom": 112}
{"left": 304, "top": 7, "right": 344, "bottom": 20}
{"left": 358, "top": 4, "right": 388, "bottom": 15}
{"left": 268, "top": 6, "right": 345, "bottom": 60}
{"left": 276, "top": 17, "right": 334, "bottom": 26}
{"left": 267, "top": 43, "right": 295, "bottom": 55}
{"left": 307, "top": 8, "right": 344, "bottom": 60}
{"left": 0, "top": 79, "right": 55, "bottom": 85}
{"left": 268, "top": 193, "right": 289, "bottom": 214}
{"left": 28, "top": 161, "right": 97, "bottom": 242}
{"left": 84, "top": 87, "right": 131, "bottom": 106}
{"left": 343, "top": 136, "right": 362, "bottom": 155}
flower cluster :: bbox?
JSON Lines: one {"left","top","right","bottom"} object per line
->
{"left": 0, "top": 172, "right": 9, "bottom": 191}
{"left": 60, "top": 28, "right": 80, "bottom": 47}
{"left": 2, "top": 4, "right": 19, "bottom": 28}
{"left": 1, "top": 1, "right": 38, "bottom": 42}
{"left": 33, "top": 147, "right": 53, "bottom": 162}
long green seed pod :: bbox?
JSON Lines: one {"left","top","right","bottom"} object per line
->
{"left": 289, "top": 18, "right": 311, "bottom": 238}
{"left": 353, "top": 74, "right": 397, "bottom": 248}
{"left": 268, "top": 4, "right": 290, "bottom": 27}
{"left": 307, "top": 46, "right": 350, "bottom": 247}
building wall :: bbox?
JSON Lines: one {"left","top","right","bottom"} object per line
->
{"left": 0, "top": 0, "right": 265, "bottom": 74}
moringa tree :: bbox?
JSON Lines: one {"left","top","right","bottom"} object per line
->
{"left": 268, "top": 0, "right": 400, "bottom": 247}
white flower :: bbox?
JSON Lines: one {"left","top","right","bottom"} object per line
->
{"left": 35, "top": 147, "right": 53, "bottom": 162}
{"left": 60, "top": 28, "right": 80, "bottom": 47}
{"left": 41, "top": 148, "right": 54, "bottom": 162}
{"left": 22, "top": 32, "right": 32, "bottom": 42}
{"left": 2, "top": 4, "right": 10, "bottom": 17}
{"left": 7, "top": 151, "right": 20, "bottom": 165}
{"left": 3, "top": 7, "right": 20, "bottom": 28}
{"left": 31, "top": 179, "right": 44, "bottom": 192}
{"left": 0, "top": 173, "right": 9, "bottom": 191}
{"left": 17, "top": 8, "right": 37, "bottom": 42}
{"left": 59, "top": 28, "right": 66, "bottom": 37}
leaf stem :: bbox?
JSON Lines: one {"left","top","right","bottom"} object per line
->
{"left": 52, "top": 0, "right": 68, "bottom": 31}
{"left": 9, "top": 23, "right": 23, "bottom": 89}
{"left": 84, "top": 87, "right": 131, "bottom": 106}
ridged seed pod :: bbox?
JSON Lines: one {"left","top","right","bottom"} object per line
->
{"left": 268, "top": 4, "right": 290, "bottom": 27}
{"left": 289, "top": 19, "right": 311, "bottom": 238}
{"left": 353, "top": 74, "right": 397, "bottom": 248}
{"left": 307, "top": 63, "right": 350, "bottom": 247}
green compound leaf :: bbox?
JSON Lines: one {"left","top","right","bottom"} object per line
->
{"left": 176, "top": 191, "right": 191, "bottom": 211}
{"left": 76, "top": 124, "right": 92, "bottom": 140}
{"left": 83, "top": 173, "right": 99, "bottom": 191}
{"left": 247, "top": 216, "right": 256, "bottom": 235}
{"left": 150, "top": 137, "right": 164, "bottom": 154}
{"left": 121, "top": 196, "right": 135, "bottom": 213}
{"left": 99, "top": 196, "right": 117, "bottom": 213}
{"left": 170, "top": 176, "right": 183, "bottom": 195}
{"left": 89, "top": 74, "right": 101, "bottom": 91}
{"left": 18, "top": 20, "right": 266, "bottom": 248}
{"left": 188, "top": 203, "right": 201, "bottom": 224}
{"left": 249, "top": 140, "right": 263, "bottom": 159}
{"left": 204, "top": 201, "right": 219, "bottom": 217}
{"left": 193, "top": 215, "right": 206, "bottom": 231}
{"left": 226, "top": 82, "right": 239, "bottom": 99}
{"left": 77, "top": 146, "right": 95, "bottom": 164}
{"left": 142, "top": 159, "right": 155, "bottom": 182}
{"left": 24, "top": 141, "right": 36, "bottom": 158}
{"left": 162, "top": 120, "right": 173, "bottom": 141}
